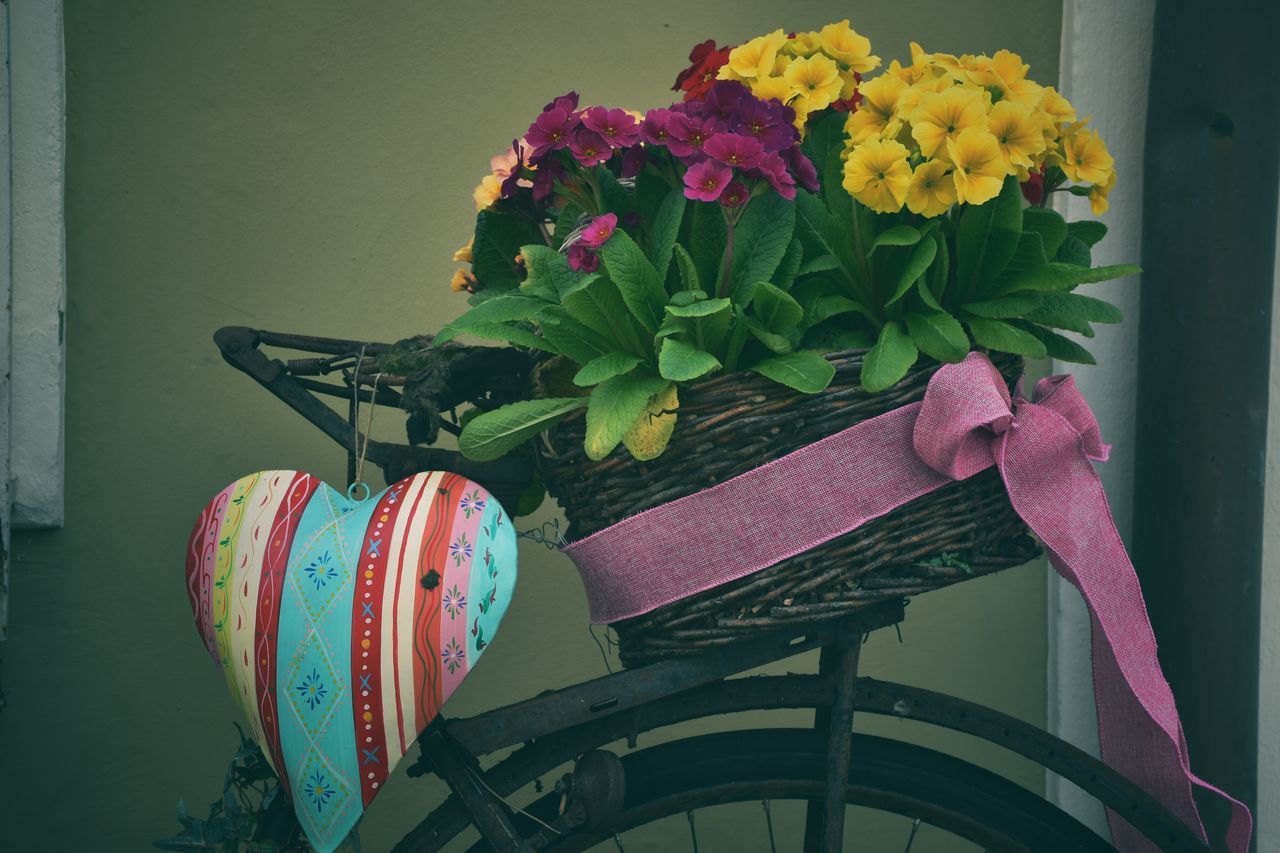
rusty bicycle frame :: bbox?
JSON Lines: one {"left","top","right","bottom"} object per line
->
{"left": 214, "top": 326, "right": 1208, "bottom": 852}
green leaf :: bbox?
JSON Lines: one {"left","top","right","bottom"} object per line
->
{"left": 472, "top": 210, "right": 545, "bottom": 292}
{"left": 870, "top": 225, "right": 922, "bottom": 253}
{"left": 926, "top": 228, "right": 949, "bottom": 306}
{"left": 965, "top": 316, "right": 1048, "bottom": 358}
{"left": 553, "top": 204, "right": 586, "bottom": 244}
{"left": 774, "top": 238, "right": 804, "bottom": 290}
{"left": 750, "top": 350, "right": 835, "bottom": 393}
{"left": 722, "top": 305, "right": 750, "bottom": 370}
{"left": 562, "top": 278, "right": 651, "bottom": 357}
{"left": 448, "top": 293, "right": 549, "bottom": 327}
{"left": 600, "top": 231, "right": 668, "bottom": 333}
{"left": 955, "top": 175, "right": 1023, "bottom": 300}
{"left": 459, "top": 397, "right": 587, "bottom": 461}
{"left": 665, "top": 297, "right": 733, "bottom": 353}
{"left": 805, "top": 294, "right": 875, "bottom": 329}
{"left": 751, "top": 281, "right": 804, "bottom": 333}
{"left": 438, "top": 321, "right": 555, "bottom": 353}
{"left": 796, "top": 191, "right": 861, "bottom": 292}
{"left": 886, "top": 236, "right": 939, "bottom": 305}
{"left": 905, "top": 311, "right": 970, "bottom": 363}
{"left": 1055, "top": 234, "right": 1091, "bottom": 267}
{"left": 658, "top": 337, "right": 722, "bottom": 381}
{"left": 1021, "top": 207, "right": 1068, "bottom": 260}
{"left": 725, "top": 193, "right": 797, "bottom": 298}
{"left": 1067, "top": 220, "right": 1107, "bottom": 247}
{"left": 800, "top": 110, "right": 847, "bottom": 182}
{"left": 798, "top": 254, "right": 841, "bottom": 276}
{"left": 861, "top": 321, "right": 919, "bottom": 392}
{"left": 673, "top": 243, "right": 700, "bottom": 292}
{"left": 573, "top": 352, "right": 644, "bottom": 386}
{"left": 585, "top": 373, "right": 671, "bottom": 461}
{"left": 916, "top": 277, "right": 945, "bottom": 312}
{"left": 998, "top": 231, "right": 1047, "bottom": 282}
{"left": 1024, "top": 323, "right": 1097, "bottom": 364}
{"left": 622, "top": 383, "right": 678, "bottom": 460}
{"left": 537, "top": 306, "right": 615, "bottom": 365}
{"left": 688, "top": 202, "right": 728, "bottom": 295}
{"left": 521, "top": 244, "right": 598, "bottom": 300}
{"left": 666, "top": 296, "right": 731, "bottom": 317}
{"left": 999, "top": 262, "right": 1141, "bottom": 294}
{"left": 1024, "top": 292, "right": 1124, "bottom": 335}
{"left": 961, "top": 294, "right": 1045, "bottom": 318}
{"left": 646, "top": 188, "right": 686, "bottom": 285}
{"left": 802, "top": 323, "right": 875, "bottom": 352}
{"left": 747, "top": 319, "right": 795, "bottom": 354}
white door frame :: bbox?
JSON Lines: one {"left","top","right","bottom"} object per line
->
{"left": 1046, "top": 0, "right": 1155, "bottom": 837}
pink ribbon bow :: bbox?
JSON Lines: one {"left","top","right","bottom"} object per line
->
{"left": 563, "top": 352, "right": 1252, "bottom": 850}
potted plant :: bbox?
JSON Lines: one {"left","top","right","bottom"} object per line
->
{"left": 430, "top": 22, "right": 1134, "bottom": 664}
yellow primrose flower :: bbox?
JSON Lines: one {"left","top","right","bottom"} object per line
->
{"left": 843, "top": 137, "right": 912, "bottom": 213}
{"left": 782, "top": 31, "right": 823, "bottom": 57}
{"left": 472, "top": 174, "right": 502, "bottom": 211}
{"left": 452, "top": 237, "right": 473, "bottom": 264}
{"left": 986, "top": 49, "right": 1042, "bottom": 105}
{"left": 450, "top": 268, "right": 476, "bottom": 293}
{"left": 1061, "top": 128, "right": 1114, "bottom": 185}
{"left": 1038, "top": 86, "right": 1077, "bottom": 127}
{"left": 987, "top": 100, "right": 1047, "bottom": 168}
{"left": 1089, "top": 170, "right": 1116, "bottom": 215}
{"left": 723, "top": 29, "right": 788, "bottom": 79}
{"left": 818, "top": 20, "right": 880, "bottom": 74}
{"left": 946, "top": 128, "right": 1009, "bottom": 205}
{"left": 751, "top": 73, "right": 796, "bottom": 105}
{"left": 844, "top": 74, "right": 908, "bottom": 142}
{"left": 886, "top": 42, "right": 932, "bottom": 84}
{"left": 905, "top": 159, "right": 957, "bottom": 217}
{"left": 784, "top": 53, "right": 845, "bottom": 113}
{"left": 910, "top": 86, "right": 988, "bottom": 159}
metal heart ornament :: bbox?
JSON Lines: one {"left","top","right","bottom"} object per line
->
{"left": 184, "top": 470, "right": 517, "bottom": 852}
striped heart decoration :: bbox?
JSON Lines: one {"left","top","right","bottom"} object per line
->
{"left": 184, "top": 470, "right": 516, "bottom": 852}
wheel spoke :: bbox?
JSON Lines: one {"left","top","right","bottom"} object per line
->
{"left": 903, "top": 818, "right": 922, "bottom": 852}
{"left": 612, "top": 832, "right": 625, "bottom": 851}
{"left": 762, "top": 800, "right": 778, "bottom": 853}
{"left": 686, "top": 810, "right": 699, "bottom": 853}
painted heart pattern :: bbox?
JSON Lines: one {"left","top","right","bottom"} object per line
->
{"left": 184, "top": 470, "right": 516, "bottom": 852}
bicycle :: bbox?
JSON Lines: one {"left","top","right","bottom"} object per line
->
{"left": 213, "top": 326, "right": 1209, "bottom": 852}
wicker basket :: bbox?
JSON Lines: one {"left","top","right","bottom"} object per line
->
{"left": 537, "top": 350, "right": 1040, "bottom": 667}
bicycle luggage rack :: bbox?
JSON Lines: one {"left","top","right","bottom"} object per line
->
{"left": 213, "top": 326, "right": 1213, "bottom": 853}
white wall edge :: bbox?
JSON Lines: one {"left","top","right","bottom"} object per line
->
{"left": 9, "top": 0, "right": 66, "bottom": 530}
{"left": 1047, "top": 0, "right": 1155, "bottom": 838}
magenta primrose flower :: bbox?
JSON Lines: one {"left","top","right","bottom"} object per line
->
{"left": 525, "top": 106, "right": 577, "bottom": 160}
{"left": 566, "top": 243, "right": 601, "bottom": 273}
{"left": 704, "top": 132, "right": 764, "bottom": 170}
{"left": 579, "top": 213, "right": 618, "bottom": 248}
{"left": 719, "top": 181, "right": 750, "bottom": 208}
{"left": 753, "top": 151, "right": 797, "bottom": 200}
{"left": 582, "top": 107, "right": 641, "bottom": 148}
{"left": 640, "top": 108, "right": 675, "bottom": 145}
{"left": 668, "top": 113, "right": 720, "bottom": 161}
{"left": 569, "top": 128, "right": 611, "bottom": 167}
{"left": 683, "top": 159, "right": 734, "bottom": 202}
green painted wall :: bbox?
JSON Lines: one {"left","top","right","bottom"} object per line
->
{"left": 1, "top": 2, "right": 1061, "bottom": 849}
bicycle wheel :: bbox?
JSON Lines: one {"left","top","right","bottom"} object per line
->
{"left": 469, "top": 729, "right": 1112, "bottom": 852}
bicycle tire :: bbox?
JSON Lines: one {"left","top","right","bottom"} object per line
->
{"left": 452, "top": 729, "right": 1112, "bottom": 852}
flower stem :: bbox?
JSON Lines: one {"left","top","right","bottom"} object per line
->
{"left": 849, "top": 200, "right": 877, "bottom": 307}
{"left": 718, "top": 216, "right": 736, "bottom": 299}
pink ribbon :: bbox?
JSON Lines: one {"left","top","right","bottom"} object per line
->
{"left": 564, "top": 352, "right": 1252, "bottom": 851}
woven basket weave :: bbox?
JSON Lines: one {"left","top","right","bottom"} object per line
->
{"left": 537, "top": 350, "right": 1040, "bottom": 667}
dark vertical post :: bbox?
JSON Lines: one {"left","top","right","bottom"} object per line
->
{"left": 1134, "top": 0, "right": 1279, "bottom": 840}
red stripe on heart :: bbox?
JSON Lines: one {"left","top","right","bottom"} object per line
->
{"left": 255, "top": 472, "right": 318, "bottom": 796}
{"left": 350, "top": 479, "right": 408, "bottom": 806}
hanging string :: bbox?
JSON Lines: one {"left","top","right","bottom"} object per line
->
{"left": 348, "top": 344, "right": 381, "bottom": 502}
